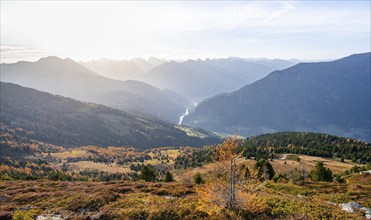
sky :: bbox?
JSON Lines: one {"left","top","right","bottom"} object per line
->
{"left": 1, "top": 1, "right": 370, "bottom": 63}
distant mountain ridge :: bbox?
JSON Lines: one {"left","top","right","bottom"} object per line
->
{"left": 184, "top": 52, "right": 371, "bottom": 142}
{"left": 0, "top": 82, "right": 220, "bottom": 149}
{"left": 80, "top": 57, "right": 296, "bottom": 102}
{"left": 80, "top": 57, "right": 166, "bottom": 81}
{"left": 0, "top": 56, "right": 185, "bottom": 123}
{"left": 137, "top": 58, "right": 296, "bottom": 101}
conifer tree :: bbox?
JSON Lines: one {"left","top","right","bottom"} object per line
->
{"left": 164, "top": 171, "right": 174, "bottom": 182}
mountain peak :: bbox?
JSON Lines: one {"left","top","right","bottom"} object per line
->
{"left": 38, "top": 56, "right": 65, "bottom": 62}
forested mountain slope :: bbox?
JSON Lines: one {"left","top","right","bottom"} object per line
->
{"left": 184, "top": 53, "right": 371, "bottom": 142}
{"left": 0, "top": 82, "right": 220, "bottom": 149}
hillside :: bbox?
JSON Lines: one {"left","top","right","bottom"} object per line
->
{"left": 2, "top": 174, "right": 369, "bottom": 220}
{"left": 184, "top": 53, "right": 371, "bottom": 142}
{"left": 1, "top": 126, "right": 370, "bottom": 219}
{"left": 1, "top": 121, "right": 370, "bottom": 219}
{"left": 239, "top": 132, "right": 371, "bottom": 163}
{"left": 174, "top": 132, "right": 371, "bottom": 170}
{"left": 0, "top": 56, "right": 186, "bottom": 123}
{"left": 0, "top": 82, "right": 220, "bottom": 149}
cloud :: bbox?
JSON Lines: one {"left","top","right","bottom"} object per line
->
{"left": 1, "top": 1, "right": 369, "bottom": 61}
{"left": 0, "top": 44, "right": 52, "bottom": 63}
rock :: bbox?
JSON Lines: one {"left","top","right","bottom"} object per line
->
{"left": 325, "top": 201, "right": 337, "bottom": 206}
{"left": 21, "top": 205, "right": 36, "bottom": 211}
{"left": 36, "top": 215, "right": 62, "bottom": 220}
{"left": 361, "top": 207, "right": 371, "bottom": 219}
{"left": 89, "top": 213, "right": 101, "bottom": 220}
{"left": 340, "top": 202, "right": 362, "bottom": 213}
{"left": 333, "top": 201, "right": 371, "bottom": 218}
{"left": 164, "top": 195, "right": 175, "bottom": 200}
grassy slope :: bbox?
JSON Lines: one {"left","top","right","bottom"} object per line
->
{"left": 173, "top": 155, "right": 357, "bottom": 183}
{"left": 1, "top": 173, "right": 369, "bottom": 219}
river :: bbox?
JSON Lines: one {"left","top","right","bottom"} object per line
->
{"left": 178, "top": 108, "right": 189, "bottom": 125}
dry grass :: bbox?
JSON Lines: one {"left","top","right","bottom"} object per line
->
{"left": 174, "top": 162, "right": 225, "bottom": 182}
{"left": 249, "top": 155, "right": 355, "bottom": 174}
{"left": 0, "top": 180, "right": 198, "bottom": 219}
{"left": 68, "top": 161, "right": 131, "bottom": 173}
{"left": 143, "top": 159, "right": 162, "bottom": 165}
{"left": 174, "top": 154, "right": 357, "bottom": 182}
{"left": 161, "top": 149, "right": 181, "bottom": 157}
{"left": 144, "top": 149, "right": 181, "bottom": 165}
{"left": 50, "top": 150, "right": 90, "bottom": 160}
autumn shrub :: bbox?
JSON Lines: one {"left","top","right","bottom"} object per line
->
{"left": 265, "top": 182, "right": 312, "bottom": 196}
{"left": 12, "top": 209, "right": 40, "bottom": 220}
{"left": 113, "top": 186, "right": 133, "bottom": 194}
{"left": 267, "top": 197, "right": 364, "bottom": 219}
{"left": 148, "top": 209, "right": 180, "bottom": 220}
{"left": 272, "top": 173, "right": 288, "bottom": 183}
{"left": 0, "top": 175, "right": 14, "bottom": 181}
{"left": 334, "top": 174, "right": 345, "bottom": 183}
{"left": 127, "top": 209, "right": 149, "bottom": 220}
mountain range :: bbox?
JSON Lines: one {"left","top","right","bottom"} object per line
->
{"left": 0, "top": 82, "right": 220, "bottom": 149}
{"left": 81, "top": 57, "right": 296, "bottom": 101}
{"left": 184, "top": 52, "right": 371, "bottom": 142}
{"left": 1, "top": 53, "right": 369, "bottom": 143}
{"left": 0, "top": 57, "right": 186, "bottom": 123}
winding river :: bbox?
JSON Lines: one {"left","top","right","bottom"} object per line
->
{"left": 178, "top": 108, "right": 189, "bottom": 125}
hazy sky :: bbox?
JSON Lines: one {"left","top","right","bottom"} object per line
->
{"left": 1, "top": 1, "right": 370, "bottom": 63}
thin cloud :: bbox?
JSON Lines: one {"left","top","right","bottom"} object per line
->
{"left": 1, "top": 1, "right": 369, "bottom": 61}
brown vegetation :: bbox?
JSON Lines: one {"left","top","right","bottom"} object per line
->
{"left": 1, "top": 172, "right": 369, "bottom": 219}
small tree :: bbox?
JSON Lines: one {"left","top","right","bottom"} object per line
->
{"left": 194, "top": 172, "right": 204, "bottom": 184}
{"left": 195, "top": 135, "right": 267, "bottom": 215}
{"left": 254, "top": 159, "right": 275, "bottom": 180}
{"left": 214, "top": 134, "right": 242, "bottom": 209}
{"left": 287, "top": 168, "right": 306, "bottom": 185}
{"left": 139, "top": 164, "right": 157, "bottom": 182}
{"left": 164, "top": 171, "right": 174, "bottom": 182}
{"left": 240, "top": 164, "right": 250, "bottom": 179}
{"left": 310, "top": 162, "right": 333, "bottom": 182}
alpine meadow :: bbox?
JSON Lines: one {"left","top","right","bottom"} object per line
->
{"left": 0, "top": 1, "right": 370, "bottom": 220}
